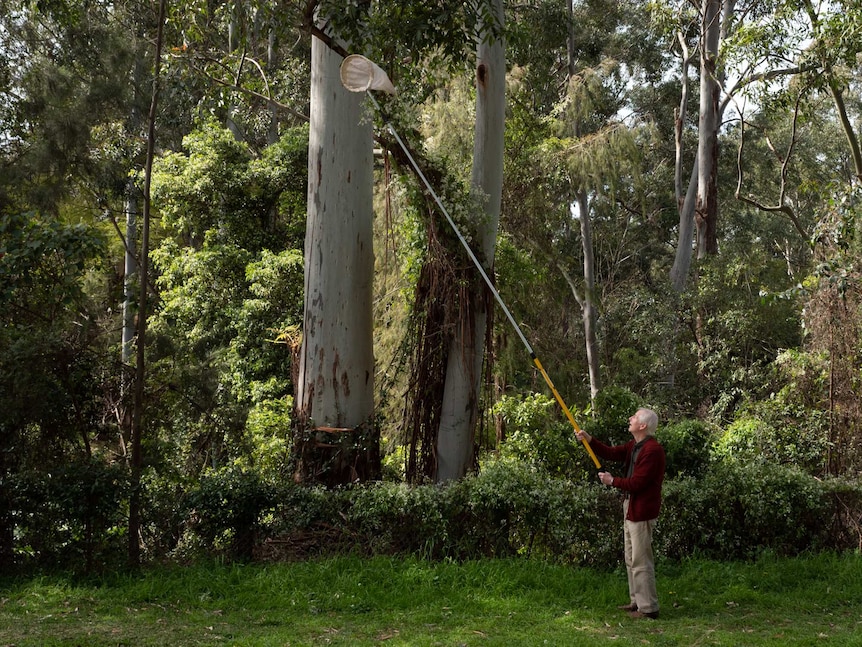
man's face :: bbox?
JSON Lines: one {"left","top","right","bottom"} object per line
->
{"left": 628, "top": 412, "right": 643, "bottom": 436}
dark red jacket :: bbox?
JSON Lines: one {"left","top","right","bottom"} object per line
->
{"left": 589, "top": 436, "right": 666, "bottom": 522}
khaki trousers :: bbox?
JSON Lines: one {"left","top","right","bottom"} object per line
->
{"left": 622, "top": 499, "right": 659, "bottom": 614}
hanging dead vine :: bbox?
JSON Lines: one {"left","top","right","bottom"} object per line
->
{"left": 375, "top": 119, "right": 495, "bottom": 483}
{"left": 403, "top": 219, "right": 459, "bottom": 482}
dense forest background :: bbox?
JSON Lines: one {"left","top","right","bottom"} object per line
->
{"left": 2, "top": 0, "right": 862, "bottom": 572}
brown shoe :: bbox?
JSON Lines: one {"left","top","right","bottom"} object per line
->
{"left": 628, "top": 610, "right": 659, "bottom": 620}
{"left": 617, "top": 603, "right": 638, "bottom": 612}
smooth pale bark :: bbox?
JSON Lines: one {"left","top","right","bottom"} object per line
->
{"left": 673, "top": 0, "right": 736, "bottom": 287}
{"left": 576, "top": 190, "right": 601, "bottom": 401}
{"left": 266, "top": 28, "right": 279, "bottom": 146}
{"left": 670, "top": 29, "right": 697, "bottom": 293}
{"left": 695, "top": 0, "right": 721, "bottom": 259}
{"left": 564, "top": 0, "right": 600, "bottom": 401}
{"left": 671, "top": 163, "right": 699, "bottom": 292}
{"left": 122, "top": 185, "right": 138, "bottom": 366}
{"left": 435, "top": 0, "right": 505, "bottom": 483}
{"left": 297, "top": 35, "right": 375, "bottom": 430}
{"left": 225, "top": 0, "right": 244, "bottom": 142}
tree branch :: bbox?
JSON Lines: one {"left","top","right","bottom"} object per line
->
{"left": 177, "top": 52, "right": 309, "bottom": 123}
{"left": 734, "top": 94, "right": 808, "bottom": 239}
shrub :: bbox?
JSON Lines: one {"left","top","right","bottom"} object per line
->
{"left": 259, "top": 459, "right": 623, "bottom": 568}
{"left": 141, "top": 469, "right": 186, "bottom": 559}
{"left": 822, "top": 476, "right": 862, "bottom": 551}
{"left": 9, "top": 458, "right": 129, "bottom": 572}
{"left": 183, "top": 466, "right": 276, "bottom": 561}
{"left": 658, "top": 462, "right": 832, "bottom": 560}
{"left": 463, "top": 459, "right": 550, "bottom": 558}
{"left": 493, "top": 394, "right": 585, "bottom": 479}
{"left": 344, "top": 482, "right": 448, "bottom": 557}
{"left": 583, "top": 386, "right": 644, "bottom": 443}
{"left": 658, "top": 418, "right": 715, "bottom": 478}
{"left": 195, "top": 458, "right": 862, "bottom": 567}
{"left": 714, "top": 411, "right": 828, "bottom": 475}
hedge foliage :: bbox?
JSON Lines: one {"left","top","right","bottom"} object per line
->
{"left": 7, "top": 456, "right": 862, "bottom": 572}
{"left": 240, "top": 459, "right": 860, "bottom": 569}
{"left": 6, "top": 459, "right": 129, "bottom": 571}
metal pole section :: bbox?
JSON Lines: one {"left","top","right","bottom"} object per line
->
{"left": 368, "top": 94, "right": 602, "bottom": 470}
{"left": 383, "top": 113, "right": 531, "bottom": 354}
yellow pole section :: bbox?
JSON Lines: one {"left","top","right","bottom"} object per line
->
{"left": 532, "top": 357, "right": 602, "bottom": 469}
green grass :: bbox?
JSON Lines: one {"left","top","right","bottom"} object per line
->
{"left": 1, "top": 552, "right": 861, "bottom": 646}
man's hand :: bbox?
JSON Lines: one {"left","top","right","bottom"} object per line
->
{"left": 575, "top": 430, "right": 592, "bottom": 443}
{"left": 599, "top": 471, "right": 614, "bottom": 487}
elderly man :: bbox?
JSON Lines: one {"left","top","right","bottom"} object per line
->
{"left": 576, "top": 408, "right": 666, "bottom": 620}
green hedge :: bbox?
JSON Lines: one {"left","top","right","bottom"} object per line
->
{"left": 6, "top": 456, "right": 861, "bottom": 571}
{"left": 5, "top": 459, "right": 129, "bottom": 571}
{"left": 251, "top": 460, "right": 861, "bottom": 568}
{"left": 658, "top": 463, "right": 834, "bottom": 561}
{"left": 255, "top": 459, "right": 620, "bottom": 567}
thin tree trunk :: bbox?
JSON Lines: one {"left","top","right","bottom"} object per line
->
{"left": 129, "top": 0, "right": 165, "bottom": 567}
{"left": 576, "top": 190, "right": 601, "bottom": 401}
{"left": 226, "top": 0, "right": 244, "bottom": 142}
{"left": 122, "top": 185, "right": 138, "bottom": 367}
{"left": 435, "top": 0, "right": 505, "bottom": 482}
{"left": 675, "top": 0, "right": 736, "bottom": 281}
{"left": 266, "top": 28, "right": 280, "bottom": 146}
{"left": 671, "top": 164, "right": 699, "bottom": 292}
{"left": 670, "top": 28, "right": 698, "bottom": 292}
{"left": 564, "top": 0, "right": 600, "bottom": 401}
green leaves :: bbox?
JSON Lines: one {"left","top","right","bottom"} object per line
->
{"left": 0, "top": 212, "right": 105, "bottom": 316}
{"left": 494, "top": 393, "right": 585, "bottom": 479}
{"left": 145, "top": 121, "right": 306, "bottom": 479}
{"left": 319, "top": 0, "right": 502, "bottom": 71}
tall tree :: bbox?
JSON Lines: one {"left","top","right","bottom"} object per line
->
{"left": 694, "top": 0, "right": 729, "bottom": 259}
{"left": 668, "top": 0, "right": 737, "bottom": 290}
{"left": 294, "top": 23, "right": 379, "bottom": 484}
{"left": 501, "top": 0, "right": 645, "bottom": 404}
{"left": 434, "top": 0, "right": 506, "bottom": 482}
{"left": 305, "top": 0, "right": 509, "bottom": 483}
{"left": 128, "top": 0, "right": 166, "bottom": 567}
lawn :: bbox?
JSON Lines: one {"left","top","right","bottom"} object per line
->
{"left": 1, "top": 552, "right": 861, "bottom": 646}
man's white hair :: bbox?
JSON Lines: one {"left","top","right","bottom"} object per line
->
{"left": 637, "top": 408, "right": 659, "bottom": 436}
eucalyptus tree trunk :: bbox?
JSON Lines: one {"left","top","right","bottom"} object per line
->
{"left": 670, "top": 28, "right": 698, "bottom": 293}
{"left": 575, "top": 190, "right": 601, "bottom": 401}
{"left": 294, "top": 32, "right": 378, "bottom": 484}
{"left": 672, "top": 0, "right": 735, "bottom": 287}
{"left": 266, "top": 28, "right": 280, "bottom": 146}
{"left": 435, "top": 0, "right": 505, "bottom": 482}
{"left": 556, "top": 203, "right": 601, "bottom": 403}
{"left": 225, "top": 0, "right": 244, "bottom": 142}
{"left": 695, "top": 0, "right": 722, "bottom": 259}
{"left": 564, "top": 0, "right": 600, "bottom": 402}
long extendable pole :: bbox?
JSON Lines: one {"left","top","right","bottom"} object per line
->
{"left": 364, "top": 93, "right": 603, "bottom": 471}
